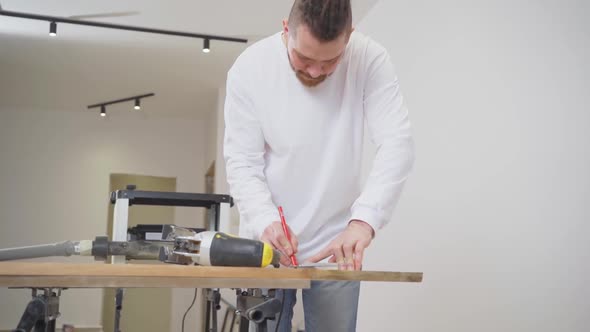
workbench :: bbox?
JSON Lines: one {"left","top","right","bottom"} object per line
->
{"left": 0, "top": 262, "right": 423, "bottom": 289}
{"left": 0, "top": 189, "right": 423, "bottom": 331}
{"left": 0, "top": 262, "right": 423, "bottom": 331}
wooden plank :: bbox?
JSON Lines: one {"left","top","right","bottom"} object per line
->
{"left": 0, "top": 262, "right": 423, "bottom": 288}
{"left": 0, "top": 276, "right": 310, "bottom": 289}
{"left": 0, "top": 262, "right": 310, "bottom": 279}
{"left": 307, "top": 269, "right": 423, "bottom": 282}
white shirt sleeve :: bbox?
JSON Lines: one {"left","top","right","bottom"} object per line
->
{"left": 223, "top": 68, "right": 280, "bottom": 239}
{"left": 350, "top": 45, "right": 415, "bottom": 233}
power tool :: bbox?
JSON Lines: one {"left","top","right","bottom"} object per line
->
{"left": 157, "top": 225, "right": 280, "bottom": 268}
{"left": 0, "top": 225, "right": 281, "bottom": 268}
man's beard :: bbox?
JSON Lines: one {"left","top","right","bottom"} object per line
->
{"left": 295, "top": 70, "right": 327, "bottom": 87}
{"left": 286, "top": 53, "right": 327, "bottom": 87}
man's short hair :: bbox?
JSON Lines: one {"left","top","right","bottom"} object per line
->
{"left": 288, "top": 0, "right": 352, "bottom": 42}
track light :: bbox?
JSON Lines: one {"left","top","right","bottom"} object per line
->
{"left": 88, "top": 93, "right": 155, "bottom": 116}
{"left": 49, "top": 21, "right": 57, "bottom": 37}
{"left": 203, "top": 38, "right": 210, "bottom": 53}
{"left": 1, "top": 10, "right": 248, "bottom": 46}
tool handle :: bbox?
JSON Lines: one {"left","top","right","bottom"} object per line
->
{"left": 278, "top": 206, "right": 298, "bottom": 266}
{"left": 208, "top": 232, "right": 279, "bottom": 267}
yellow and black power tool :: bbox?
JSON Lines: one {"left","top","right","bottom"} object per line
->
{"left": 0, "top": 225, "right": 281, "bottom": 268}
{"left": 159, "top": 227, "right": 281, "bottom": 268}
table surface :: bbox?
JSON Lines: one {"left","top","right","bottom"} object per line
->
{"left": 0, "top": 262, "right": 423, "bottom": 289}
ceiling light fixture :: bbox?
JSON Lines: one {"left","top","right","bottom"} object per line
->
{"left": 88, "top": 93, "right": 154, "bottom": 117}
{"left": 49, "top": 21, "right": 57, "bottom": 36}
{"left": 0, "top": 8, "right": 247, "bottom": 47}
{"left": 203, "top": 38, "right": 210, "bottom": 53}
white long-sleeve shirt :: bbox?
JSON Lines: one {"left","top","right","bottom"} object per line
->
{"left": 223, "top": 31, "right": 414, "bottom": 262}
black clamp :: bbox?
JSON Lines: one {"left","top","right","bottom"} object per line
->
{"left": 13, "top": 288, "right": 62, "bottom": 332}
{"left": 236, "top": 289, "right": 282, "bottom": 332}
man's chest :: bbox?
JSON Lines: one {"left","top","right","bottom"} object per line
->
{"left": 254, "top": 89, "right": 363, "bottom": 153}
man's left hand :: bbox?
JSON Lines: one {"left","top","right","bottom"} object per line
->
{"left": 307, "top": 220, "right": 374, "bottom": 271}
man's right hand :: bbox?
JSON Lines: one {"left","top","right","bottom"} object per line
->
{"left": 260, "top": 221, "right": 299, "bottom": 267}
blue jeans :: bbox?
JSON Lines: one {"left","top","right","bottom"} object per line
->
{"left": 266, "top": 280, "right": 360, "bottom": 332}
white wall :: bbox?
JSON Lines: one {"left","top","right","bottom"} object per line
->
{"left": 356, "top": 1, "right": 589, "bottom": 331}
{"left": 214, "top": 85, "right": 242, "bottom": 235}
{"left": 0, "top": 109, "right": 209, "bottom": 330}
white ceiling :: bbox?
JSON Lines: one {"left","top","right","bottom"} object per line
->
{"left": 0, "top": 0, "right": 378, "bottom": 118}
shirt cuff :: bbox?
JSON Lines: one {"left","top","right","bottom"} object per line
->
{"left": 350, "top": 204, "right": 385, "bottom": 236}
{"left": 251, "top": 209, "right": 281, "bottom": 240}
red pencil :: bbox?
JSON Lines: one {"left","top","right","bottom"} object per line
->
{"left": 278, "top": 206, "right": 298, "bottom": 266}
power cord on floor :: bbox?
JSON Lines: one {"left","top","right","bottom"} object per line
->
{"left": 181, "top": 288, "right": 198, "bottom": 332}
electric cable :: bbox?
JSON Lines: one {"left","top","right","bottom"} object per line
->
{"left": 181, "top": 288, "right": 198, "bottom": 332}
